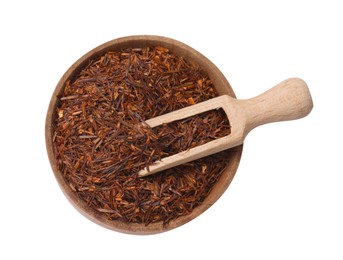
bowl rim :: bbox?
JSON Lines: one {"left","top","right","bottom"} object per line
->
{"left": 45, "top": 35, "right": 243, "bottom": 234}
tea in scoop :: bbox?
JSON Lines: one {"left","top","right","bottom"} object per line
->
{"left": 139, "top": 78, "right": 313, "bottom": 177}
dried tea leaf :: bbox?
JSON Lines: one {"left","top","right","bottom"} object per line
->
{"left": 53, "top": 46, "right": 232, "bottom": 226}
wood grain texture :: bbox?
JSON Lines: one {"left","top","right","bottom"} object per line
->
{"left": 241, "top": 78, "right": 313, "bottom": 134}
{"left": 45, "top": 35, "right": 243, "bottom": 234}
{"left": 139, "top": 78, "right": 313, "bottom": 177}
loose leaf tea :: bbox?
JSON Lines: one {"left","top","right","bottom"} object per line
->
{"left": 53, "top": 46, "right": 232, "bottom": 226}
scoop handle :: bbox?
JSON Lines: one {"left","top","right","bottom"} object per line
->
{"left": 240, "top": 78, "right": 313, "bottom": 134}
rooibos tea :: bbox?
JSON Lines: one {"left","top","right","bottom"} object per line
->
{"left": 53, "top": 46, "right": 232, "bottom": 226}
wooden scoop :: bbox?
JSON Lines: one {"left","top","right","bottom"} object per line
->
{"left": 139, "top": 78, "right": 313, "bottom": 177}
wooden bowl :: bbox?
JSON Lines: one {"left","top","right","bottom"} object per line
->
{"left": 45, "top": 35, "right": 243, "bottom": 234}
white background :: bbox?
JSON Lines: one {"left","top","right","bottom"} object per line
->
{"left": 1, "top": 0, "right": 342, "bottom": 259}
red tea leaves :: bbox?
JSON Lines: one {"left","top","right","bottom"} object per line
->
{"left": 53, "top": 46, "right": 232, "bottom": 226}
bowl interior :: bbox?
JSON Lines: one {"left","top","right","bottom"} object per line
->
{"left": 45, "top": 35, "right": 243, "bottom": 234}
